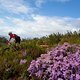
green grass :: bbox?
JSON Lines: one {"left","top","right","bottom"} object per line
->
{"left": 0, "top": 30, "right": 80, "bottom": 79}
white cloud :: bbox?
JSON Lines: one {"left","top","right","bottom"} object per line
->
{"left": 72, "top": 19, "right": 80, "bottom": 27}
{"left": 0, "top": 0, "right": 33, "bottom": 14}
{"left": 35, "top": 0, "right": 46, "bottom": 7}
{"left": 6, "top": 15, "right": 79, "bottom": 38}
{"left": 0, "top": 15, "right": 80, "bottom": 38}
{"left": 35, "top": 0, "right": 71, "bottom": 7}
{"left": 0, "top": 19, "right": 4, "bottom": 25}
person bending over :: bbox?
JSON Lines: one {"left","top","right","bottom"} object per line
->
{"left": 8, "top": 32, "right": 21, "bottom": 44}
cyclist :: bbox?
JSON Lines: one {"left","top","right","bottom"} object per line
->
{"left": 8, "top": 32, "right": 21, "bottom": 44}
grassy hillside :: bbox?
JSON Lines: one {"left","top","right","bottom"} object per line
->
{"left": 0, "top": 30, "right": 80, "bottom": 80}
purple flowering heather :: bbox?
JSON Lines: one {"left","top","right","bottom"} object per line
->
{"left": 28, "top": 42, "right": 80, "bottom": 80}
{"left": 20, "top": 59, "right": 27, "bottom": 65}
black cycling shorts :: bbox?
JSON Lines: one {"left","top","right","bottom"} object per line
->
{"left": 15, "top": 36, "right": 21, "bottom": 44}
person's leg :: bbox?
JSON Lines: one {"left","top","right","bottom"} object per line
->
{"left": 17, "top": 37, "right": 20, "bottom": 44}
{"left": 15, "top": 36, "right": 21, "bottom": 44}
{"left": 14, "top": 37, "right": 20, "bottom": 50}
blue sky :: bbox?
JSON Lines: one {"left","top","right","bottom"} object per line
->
{"left": 39, "top": 0, "right": 80, "bottom": 17}
{"left": 0, "top": 0, "right": 80, "bottom": 38}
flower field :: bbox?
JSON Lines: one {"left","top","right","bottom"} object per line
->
{"left": 28, "top": 42, "right": 80, "bottom": 80}
{"left": 0, "top": 31, "right": 80, "bottom": 80}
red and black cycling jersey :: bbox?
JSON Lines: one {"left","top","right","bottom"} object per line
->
{"left": 9, "top": 34, "right": 17, "bottom": 39}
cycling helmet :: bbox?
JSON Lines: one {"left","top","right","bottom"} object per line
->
{"left": 8, "top": 32, "right": 12, "bottom": 35}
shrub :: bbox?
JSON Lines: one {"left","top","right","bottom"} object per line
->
{"left": 28, "top": 42, "right": 80, "bottom": 80}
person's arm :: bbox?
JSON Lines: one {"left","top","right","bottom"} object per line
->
{"left": 9, "top": 37, "right": 11, "bottom": 42}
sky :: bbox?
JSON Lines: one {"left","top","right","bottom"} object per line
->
{"left": 0, "top": 0, "right": 80, "bottom": 38}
